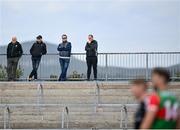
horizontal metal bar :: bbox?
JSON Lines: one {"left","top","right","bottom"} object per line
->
{"left": 0, "top": 103, "right": 138, "bottom": 108}
{"left": 0, "top": 52, "right": 180, "bottom": 55}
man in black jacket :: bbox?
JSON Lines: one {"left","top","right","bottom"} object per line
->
{"left": 85, "top": 34, "right": 98, "bottom": 80}
{"left": 28, "top": 35, "right": 47, "bottom": 81}
{"left": 7, "top": 37, "right": 23, "bottom": 81}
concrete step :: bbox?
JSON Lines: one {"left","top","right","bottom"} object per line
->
{"left": 0, "top": 82, "right": 179, "bottom": 129}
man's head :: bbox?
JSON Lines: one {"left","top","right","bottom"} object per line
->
{"left": 131, "top": 79, "right": 147, "bottom": 100}
{"left": 36, "top": 35, "right": 43, "bottom": 43}
{"left": 11, "top": 37, "right": 17, "bottom": 44}
{"left": 151, "top": 67, "right": 170, "bottom": 90}
{"left": 88, "top": 34, "right": 94, "bottom": 42}
{"left": 62, "top": 34, "right": 67, "bottom": 43}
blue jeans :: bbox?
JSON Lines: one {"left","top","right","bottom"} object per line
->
{"left": 29, "top": 57, "right": 41, "bottom": 79}
{"left": 59, "top": 58, "right": 70, "bottom": 81}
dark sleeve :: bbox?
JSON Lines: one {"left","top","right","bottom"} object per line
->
{"left": 85, "top": 43, "right": 90, "bottom": 51}
{"left": 93, "top": 41, "right": 98, "bottom": 51}
{"left": 30, "top": 43, "right": 34, "bottom": 55}
{"left": 57, "top": 44, "right": 63, "bottom": 51}
{"left": 63, "top": 42, "right": 71, "bottom": 51}
{"left": 19, "top": 43, "right": 23, "bottom": 56}
{"left": 42, "top": 43, "right": 47, "bottom": 55}
{"left": 7, "top": 44, "right": 10, "bottom": 58}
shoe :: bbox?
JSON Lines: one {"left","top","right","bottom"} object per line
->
{"left": 28, "top": 77, "right": 33, "bottom": 81}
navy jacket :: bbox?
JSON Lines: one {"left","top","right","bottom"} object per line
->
{"left": 57, "top": 42, "right": 72, "bottom": 58}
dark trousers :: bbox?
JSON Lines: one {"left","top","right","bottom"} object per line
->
{"left": 7, "top": 57, "right": 19, "bottom": 81}
{"left": 86, "top": 56, "right": 97, "bottom": 80}
{"left": 29, "top": 57, "right": 41, "bottom": 79}
{"left": 59, "top": 58, "right": 70, "bottom": 81}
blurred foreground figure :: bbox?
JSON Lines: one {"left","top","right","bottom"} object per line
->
{"left": 140, "top": 67, "right": 180, "bottom": 129}
{"left": 28, "top": 35, "right": 47, "bottom": 81}
{"left": 85, "top": 34, "right": 98, "bottom": 80}
{"left": 7, "top": 37, "right": 23, "bottom": 81}
{"left": 131, "top": 79, "right": 148, "bottom": 129}
{"left": 57, "top": 34, "right": 72, "bottom": 81}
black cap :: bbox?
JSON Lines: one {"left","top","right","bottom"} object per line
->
{"left": 36, "top": 35, "right": 42, "bottom": 39}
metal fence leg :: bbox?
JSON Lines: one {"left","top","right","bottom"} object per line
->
{"left": 105, "top": 54, "right": 108, "bottom": 81}
{"left": 61, "top": 106, "right": 69, "bottom": 129}
{"left": 61, "top": 107, "right": 65, "bottom": 129}
{"left": 120, "top": 108, "right": 123, "bottom": 128}
{"left": 123, "top": 105, "right": 128, "bottom": 129}
{"left": 3, "top": 107, "right": 7, "bottom": 129}
{"left": 37, "top": 83, "right": 44, "bottom": 120}
{"left": 145, "top": 53, "right": 149, "bottom": 81}
{"left": 4, "top": 106, "right": 11, "bottom": 129}
{"left": 7, "top": 107, "right": 11, "bottom": 129}
{"left": 95, "top": 82, "right": 100, "bottom": 112}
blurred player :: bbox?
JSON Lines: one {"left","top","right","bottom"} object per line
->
{"left": 131, "top": 79, "right": 148, "bottom": 129}
{"left": 140, "top": 67, "right": 180, "bottom": 129}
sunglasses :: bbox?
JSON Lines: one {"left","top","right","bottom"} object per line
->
{"left": 62, "top": 37, "right": 67, "bottom": 39}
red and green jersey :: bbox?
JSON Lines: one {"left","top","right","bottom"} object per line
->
{"left": 147, "top": 91, "right": 179, "bottom": 129}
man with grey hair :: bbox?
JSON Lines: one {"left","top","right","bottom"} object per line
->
{"left": 7, "top": 37, "right": 23, "bottom": 81}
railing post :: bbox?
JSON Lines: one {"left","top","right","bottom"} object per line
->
{"left": 145, "top": 53, "right": 149, "bottom": 81}
{"left": 3, "top": 106, "right": 6, "bottom": 129}
{"left": 61, "top": 106, "right": 69, "bottom": 129}
{"left": 95, "top": 82, "right": 100, "bottom": 112}
{"left": 120, "top": 107, "right": 123, "bottom": 128}
{"left": 37, "top": 83, "right": 44, "bottom": 119}
{"left": 120, "top": 105, "right": 128, "bottom": 129}
{"left": 4, "top": 106, "right": 11, "bottom": 129}
{"left": 123, "top": 105, "right": 128, "bottom": 129}
{"left": 105, "top": 54, "right": 108, "bottom": 81}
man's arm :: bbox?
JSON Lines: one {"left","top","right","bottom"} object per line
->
{"left": 176, "top": 109, "right": 180, "bottom": 129}
{"left": 140, "top": 93, "right": 160, "bottom": 129}
{"left": 19, "top": 43, "right": 23, "bottom": 56}
{"left": 85, "top": 43, "right": 90, "bottom": 51}
{"left": 93, "top": 41, "right": 98, "bottom": 51}
{"left": 57, "top": 44, "right": 64, "bottom": 51}
{"left": 7, "top": 44, "right": 10, "bottom": 58}
{"left": 140, "top": 110, "right": 157, "bottom": 129}
{"left": 62, "top": 42, "right": 71, "bottom": 51}
{"left": 42, "top": 43, "right": 47, "bottom": 55}
{"left": 30, "top": 43, "right": 34, "bottom": 55}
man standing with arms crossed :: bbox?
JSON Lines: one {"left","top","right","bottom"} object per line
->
{"left": 57, "top": 34, "right": 72, "bottom": 81}
{"left": 28, "top": 35, "right": 47, "bottom": 81}
{"left": 7, "top": 37, "right": 23, "bottom": 81}
{"left": 85, "top": 34, "right": 98, "bottom": 81}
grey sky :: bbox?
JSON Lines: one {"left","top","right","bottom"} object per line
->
{"left": 0, "top": 0, "right": 180, "bottom": 53}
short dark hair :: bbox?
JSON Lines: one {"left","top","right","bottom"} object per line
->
{"left": 36, "top": 35, "right": 42, "bottom": 39}
{"left": 131, "top": 79, "right": 147, "bottom": 89}
{"left": 88, "top": 34, "right": 93, "bottom": 38}
{"left": 152, "top": 67, "right": 170, "bottom": 83}
{"left": 62, "top": 34, "right": 67, "bottom": 38}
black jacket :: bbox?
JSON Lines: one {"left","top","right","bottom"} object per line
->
{"left": 7, "top": 42, "right": 23, "bottom": 58}
{"left": 30, "top": 41, "right": 47, "bottom": 58}
{"left": 85, "top": 40, "right": 98, "bottom": 57}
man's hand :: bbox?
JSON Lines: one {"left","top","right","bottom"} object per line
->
{"left": 88, "top": 40, "right": 91, "bottom": 44}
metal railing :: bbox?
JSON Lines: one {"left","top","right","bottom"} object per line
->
{"left": 0, "top": 103, "right": 134, "bottom": 129}
{"left": 0, "top": 82, "right": 135, "bottom": 129}
{"left": 0, "top": 52, "right": 179, "bottom": 81}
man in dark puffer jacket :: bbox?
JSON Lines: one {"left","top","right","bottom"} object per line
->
{"left": 85, "top": 34, "right": 98, "bottom": 80}
{"left": 7, "top": 37, "right": 23, "bottom": 81}
{"left": 28, "top": 35, "right": 47, "bottom": 81}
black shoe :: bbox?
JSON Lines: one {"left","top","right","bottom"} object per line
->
{"left": 28, "top": 77, "right": 33, "bottom": 81}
